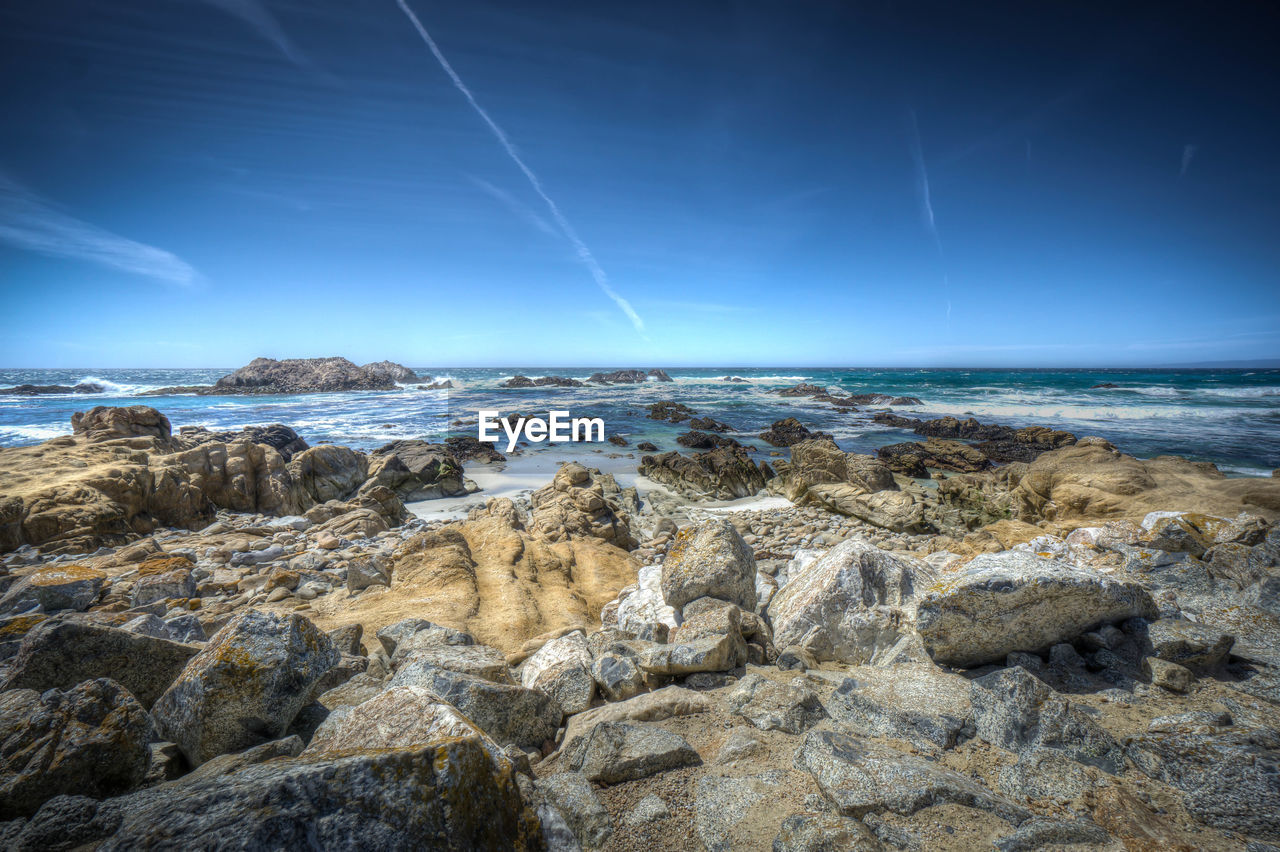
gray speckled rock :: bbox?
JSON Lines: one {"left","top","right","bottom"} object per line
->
{"left": 970, "top": 666, "right": 1125, "bottom": 773}
{"left": 829, "top": 662, "right": 973, "bottom": 750}
{"left": 590, "top": 651, "right": 645, "bottom": 701}
{"left": 996, "top": 748, "right": 1097, "bottom": 801}
{"left": 624, "top": 794, "right": 670, "bottom": 827}
{"left": 521, "top": 631, "right": 596, "bottom": 714}
{"left": 7, "top": 741, "right": 540, "bottom": 851}
{"left": 390, "top": 665, "right": 561, "bottom": 749}
{"left": 794, "top": 729, "right": 1029, "bottom": 824}
{"left": 726, "top": 672, "right": 826, "bottom": 734}
{"left": 391, "top": 642, "right": 513, "bottom": 683}
{"left": 152, "top": 610, "right": 339, "bottom": 765}
{"left": 1143, "top": 618, "right": 1234, "bottom": 671}
{"left": 375, "top": 617, "right": 473, "bottom": 657}
{"left": 0, "top": 679, "right": 150, "bottom": 819}
{"left": 772, "top": 812, "right": 883, "bottom": 851}
{"left": 694, "top": 771, "right": 787, "bottom": 852}
{"left": 564, "top": 721, "right": 700, "bottom": 783}
{"left": 1, "top": 618, "right": 199, "bottom": 709}
{"left": 768, "top": 539, "right": 930, "bottom": 665}
{"left": 303, "top": 685, "right": 489, "bottom": 755}
{"left": 915, "top": 551, "right": 1157, "bottom": 667}
{"left": 1125, "top": 725, "right": 1280, "bottom": 839}
{"left": 661, "top": 519, "right": 758, "bottom": 613}
{"left": 638, "top": 632, "right": 745, "bottom": 675}
{"left": 995, "top": 818, "right": 1111, "bottom": 852}
{"left": 538, "top": 772, "right": 612, "bottom": 849}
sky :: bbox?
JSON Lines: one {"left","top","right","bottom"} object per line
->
{"left": 1, "top": 0, "right": 1278, "bottom": 368}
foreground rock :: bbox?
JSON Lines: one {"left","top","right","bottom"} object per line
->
{"left": 5, "top": 740, "right": 541, "bottom": 849}
{"left": 2, "top": 618, "right": 199, "bottom": 709}
{"left": 564, "top": 721, "right": 700, "bottom": 782}
{"left": 0, "top": 678, "right": 150, "bottom": 818}
{"left": 153, "top": 610, "right": 339, "bottom": 765}
{"left": 914, "top": 551, "right": 1157, "bottom": 667}
{"left": 661, "top": 518, "right": 757, "bottom": 613}
{"left": 769, "top": 539, "right": 931, "bottom": 664}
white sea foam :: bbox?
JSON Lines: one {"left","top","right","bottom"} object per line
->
{"left": 0, "top": 424, "right": 69, "bottom": 441}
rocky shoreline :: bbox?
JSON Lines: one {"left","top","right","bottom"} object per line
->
{"left": 2, "top": 401, "right": 1280, "bottom": 850}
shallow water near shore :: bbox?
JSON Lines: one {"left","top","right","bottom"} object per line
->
{"left": 2, "top": 367, "right": 1278, "bottom": 476}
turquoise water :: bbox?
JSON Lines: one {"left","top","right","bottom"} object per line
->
{"left": 1, "top": 367, "right": 1277, "bottom": 475}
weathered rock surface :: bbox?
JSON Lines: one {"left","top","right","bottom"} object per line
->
{"left": 661, "top": 519, "right": 758, "bottom": 613}
{"left": 0, "top": 565, "right": 106, "bottom": 614}
{"left": 726, "top": 672, "right": 826, "bottom": 734}
{"left": 5, "top": 740, "right": 541, "bottom": 850}
{"left": 0, "top": 678, "right": 151, "bottom": 819}
{"left": 315, "top": 500, "right": 638, "bottom": 654}
{"left": 915, "top": 551, "right": 1157, "bottom": 667}
{"left": 529, "top": 463, "right": 637, "bottom": 550}
{"left": 769, "top": 539, "right": 931, "bottom": 664}
{"left": 830, "top": 662, "right": 974, "bottom": 750}
{"left": 878, "top": 438, "right": 992, "bottom": 476}
{"left": 640, "top": 446, "right": 771, "bottom": 500}
{"left": 213, "top": 356, "right": 404, "bottom": 393}
{"left": 1, "top": 618, "right": 199, "bottom": 708}
{"left": 563, "top": 721, "right": 701, "bottom": 783}
{"left": 759, "top": 418, "right": 833, "bottom": 448}
{"left": 152, "top": 610, "right": 339, "bottom": 765}
{"left": 391, "top": 665, "right": 561, "bottom": 749}
{"left": 796, "top": 729, "right": 1028, "bottom": 824}
{"left": 538, "top": 771, "right": 613, "bottom": 849}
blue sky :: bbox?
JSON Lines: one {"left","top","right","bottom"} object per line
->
{"left": 1, "top": 0, "right": 1278, "bottom": 368}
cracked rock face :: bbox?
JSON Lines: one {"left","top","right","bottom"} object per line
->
{"left": 152, "top": 610, "right": 339, "bottom": 765}
{"left": 914, "top": 550, "right": 1158, "bottom": 667}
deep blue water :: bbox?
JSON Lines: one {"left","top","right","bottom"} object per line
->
{"left": 1, "top": 367, "right": 1277, "bottom": 475}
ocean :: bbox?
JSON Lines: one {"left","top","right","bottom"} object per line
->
{"left": 1, "top": 367, "right": 1278, "bottom": 476}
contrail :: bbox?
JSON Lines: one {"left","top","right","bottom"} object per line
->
{"left": 394, "top": 0, "right": 646, "bottom": 335}
{"left": 1180, "top": 143, "right": 1198, "bottom": 178}
{"left": 907, "top": 109, "right": 943, "bottom": 258}
{"left": 908, "top": 109, "right": 950, "bottom": 326}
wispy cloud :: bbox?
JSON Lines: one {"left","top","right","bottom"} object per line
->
{"left": 1180, "top": 143, "right": 1198, "bottom": 177}
{"left": 468, "top": 176, "right": 556, "bottom": 237}
{"left": 908, "top": 108, "right": 950, "bottom": 327}
{"left": 394, "top": 0, "right": 647, "bottom": 337}
{"left": 0, "top": 173, "right": 199, "bottom": 286}
{"left": 192, "top": 0, "right": 312, "bottom": 68}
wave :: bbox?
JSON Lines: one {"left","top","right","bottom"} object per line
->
{"left": 0, "top": 424, "right": 70, "bottom": 441}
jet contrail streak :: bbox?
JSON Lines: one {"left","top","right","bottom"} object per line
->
{"left": 394, "top": 0, "right": 645, "bottom": 335}
{"left": 908, "top": 109, "right": 950, "bottom": 325}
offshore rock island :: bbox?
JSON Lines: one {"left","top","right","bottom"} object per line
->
{"left": 1, "top": 361, "right": 1280, "bottom": 849}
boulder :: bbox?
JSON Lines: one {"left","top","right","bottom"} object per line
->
{"left": 804, "top": 484, "right": 925, "bottom": 532}
{"left": 773, "top": 812, "right": 882, "bottom": 852}
{"left": 360, "top": 360, "right": 421, "bottom": 383}
{"left": 759, "top": 418, "right": 833, "bottom": 448}
{"left": 537, "top": 772, "right": 613, "bottom": 849}
{"left": 915, "top": 551, "right": 1157, "bottom": 667}
{"left": 71, "top": 405, "right": 173, "bottom": 442}
{"left": 562, "top": 686, "right": 711, "bottom": 753}
{"left": 795, "top": 729, "right": 1028, "bottom": 824}
{"left": 152, "top": 610, "right": 339, "bottom": 765}
{"left": 563, "top": 721, "right": 700, "bottom": 783}
{"left": 1142, "top": 618, "right": 1234, "bottom": 671}
{"left": 661, "top": 519, "right": 758, "bottom": 613}
{"left": 366, "top": 440, "right": 468, "bottom": 500}
{"left": 0, "top": 565, "right": 106, "bottom": 614}
{"left": 0, "top": 679, "right": 151, "bottom": 819}
{"left": 304, "top": 685, "right": 491, "bottom": 754}
{"left": 520, "top": 630, "right": 595, "bottom": 715}
{"left": 392, "top": 642, "right": 512, "bottom": 683}
{"left": 7, "top": 740, "right": 541, "bottom": 850}
{"left": 877, "top": 438, "right": 991, "bottom": 476}
{"left": 2, "top": 618, "right": 199, "bottom": 708}
{"left": 288, "top": 445, "right": 368, "bottom": 504}
{"left": 829, "top": 662, "right": 974, "bottom": 750}
{"left": 389, "top": 665, "right": 561, "bottom": 749}
{"left": 725, "top": 672, "right": 826, "bottom": 734}
{"left": 528, "top": 463, "right": 637, "bottom": 550}
{"left": 970, "top": 666, "right": 1125, "bottom": 773}
{"left": 768, "top": 539, "right": 931, "bottom": 664}
{"left": 639, "top": 447, "right": 771, "bottom": 500}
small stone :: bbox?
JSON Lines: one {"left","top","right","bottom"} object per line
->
{"left": 1142, "top": 657, "right": 1194, "bottom": 693}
